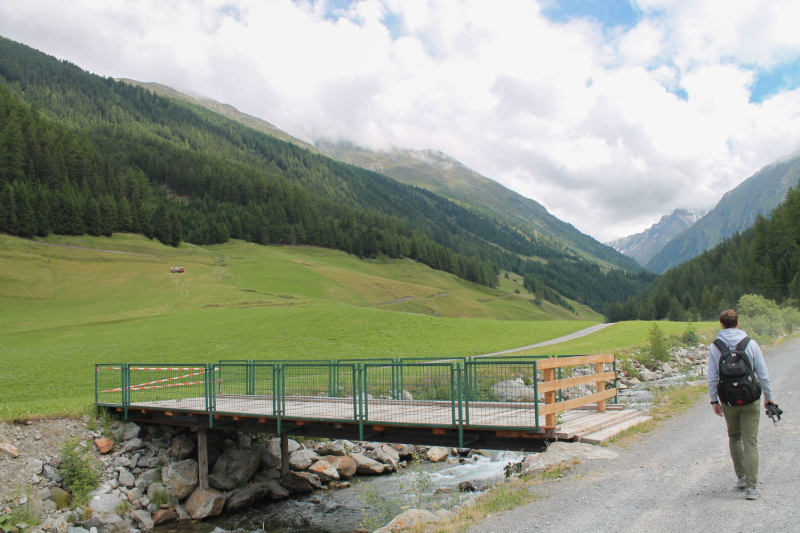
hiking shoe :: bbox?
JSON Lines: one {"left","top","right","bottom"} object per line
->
{"left": 745, "top": 487, "right": 760, "bottom": 500}
{"left": 737, "top": 476, "right": 746, "bottom": 489}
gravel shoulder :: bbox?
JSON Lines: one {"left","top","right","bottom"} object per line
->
{"left": 469, "top": 335, "right": 800, "bottom": 533}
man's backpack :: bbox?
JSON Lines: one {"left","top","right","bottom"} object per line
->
{"left": 714, "top": 337, "right": 762, "bottom": 406}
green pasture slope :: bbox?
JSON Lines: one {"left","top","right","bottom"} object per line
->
{"left": 1, "top": 234, "right": 605, "bottom": 419}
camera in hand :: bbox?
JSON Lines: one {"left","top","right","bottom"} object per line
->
{"left": 765, "top": 402, "right": 783, "bottom": 424}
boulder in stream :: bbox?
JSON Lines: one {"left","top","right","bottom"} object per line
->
{"left": 308, "top": 460, "right": 339, "bottom": 482}
{"left": 425, "top": 447, "right": 449, "bottom": 463}
{"left": 350, "top": 453, "right": 385, "bottom": 475}
{"left": 280, "top": 471, "right": 321, "bottom": 494}
{"left": 212, "top": 450, "right": 260, "bottom": 485}
{"left": 224, "top": 483, "right": 272, "bottom": 512}
{"left": 184, "top": 487, "right": 226, "bottom": 519}
{"left": 162, "top": 460, "right": 198, "bottom": 500}
{"left": 321, "top": 456, "right": 357, "bottom": 478}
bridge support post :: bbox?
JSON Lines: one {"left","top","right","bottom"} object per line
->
{"left": 595, "top": 362, "right": 606, "bottom": 413}
{"left": 280, "top": 433, "right": 290, "bottom": 476}
{"left": 198, "top": 428, "right": 209, "bottom": 490}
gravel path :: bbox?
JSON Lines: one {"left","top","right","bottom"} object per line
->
{"left": 475, "top": 323, "right": 615, "bottom": 358}
{"left": 469, "top": 335, "right": 800, "bottom": 532}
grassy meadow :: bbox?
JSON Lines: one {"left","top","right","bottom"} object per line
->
{"left": 0, "top": 233, "right": 714, "bottom": 419}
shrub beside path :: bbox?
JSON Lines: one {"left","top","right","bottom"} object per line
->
{"left": 468, "top": 335, "right": 800, "bottom": 532}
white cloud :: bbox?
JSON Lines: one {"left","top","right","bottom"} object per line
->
{"left": 2, "top": 0, "right": 800, "bottom": 242}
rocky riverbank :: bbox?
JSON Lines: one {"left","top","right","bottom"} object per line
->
{"left": 0, "top": 416, "right": 496, "bottom": 533}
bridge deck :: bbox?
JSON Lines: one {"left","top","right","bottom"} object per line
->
{"left": 126, "top": 394, "right": 629, "bottom": 436}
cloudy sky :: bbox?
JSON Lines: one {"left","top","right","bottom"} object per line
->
{"left": 2, "top": 0, "right": 800, "bottom": 242}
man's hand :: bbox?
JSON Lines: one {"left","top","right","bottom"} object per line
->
{"left": 765, "top": 398, "right": 776, "bottom": 408}
{"left": 712, "top": 403, "right": 724, "bottom": 417}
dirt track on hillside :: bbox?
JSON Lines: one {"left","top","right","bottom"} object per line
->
{"left": 468, "top": 335, "right": 800, "bottom": 533}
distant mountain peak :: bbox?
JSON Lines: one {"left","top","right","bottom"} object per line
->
{"left": 608, "top": 208, "right": 707, "bottom": 267}
{"left": 646, "top": 152, "right": 800, "bottom": 273}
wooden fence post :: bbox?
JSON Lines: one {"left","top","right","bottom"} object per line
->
{"left": 595, "top": 362, "right": 606, "bottom": 413}
{"left": 280, "top": 433, "right": 290, "bottom": 476}
{"left": 544, "top": 368, "right": 556, "bottom": 427}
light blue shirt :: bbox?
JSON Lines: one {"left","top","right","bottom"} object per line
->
{"left": 707, "top": 328, "right": 772, "bottom": 402}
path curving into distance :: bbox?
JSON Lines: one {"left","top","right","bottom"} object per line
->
{"left": 474, "top": 322, "right": 616, "bottom": 358}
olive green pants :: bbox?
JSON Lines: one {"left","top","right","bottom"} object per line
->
{"left": 722, "top": 400, "right": 761, "bottom": 488}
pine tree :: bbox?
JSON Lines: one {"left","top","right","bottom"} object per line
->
{"left": 13, "top": 182, "right": 36, "bottom": 238}
{"left": 0, "top": 181, "right": 17, "bottom": 235}
{"left": 84, "top": 198, "right": 102, "bottom": 236}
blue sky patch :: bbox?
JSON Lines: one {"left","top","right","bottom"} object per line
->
{"left": 749, "top": 61, "right": 800, "bottom": 103}
{"left": 542, "top": 0, "right": 640, "bottom": 29}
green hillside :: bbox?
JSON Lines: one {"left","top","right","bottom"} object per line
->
{"left": 318, "top": 142, "right": 641, "bottom": 272}
{"left": 647, "top": 153, "right": 800, "bottom": 273}
{"left": 0, "top": 234, "right": 599, "bottom": 419}
{"left": 0, "top": 36, "right": 651, "bottom": 313}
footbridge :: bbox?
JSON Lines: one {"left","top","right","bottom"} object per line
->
{"left": 95, "top": 354, "right": 642, "bottom": 453}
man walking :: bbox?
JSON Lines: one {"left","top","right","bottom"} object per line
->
{"left": 708, "top": 309, "right": 775, "bottom": 500}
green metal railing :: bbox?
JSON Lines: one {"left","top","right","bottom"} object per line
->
{"left": 95, "top": 354, "right": 616, "bottom": 445}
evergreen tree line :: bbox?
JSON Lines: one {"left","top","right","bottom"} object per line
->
{"left": 604, "top": 186, "right": 800, "bottom": 322}
{"left": 0, "top": 36, "right": 651, "bottom": 308}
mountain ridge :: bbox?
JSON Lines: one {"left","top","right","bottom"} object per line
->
{"left": 646, "top": 153, "right": 800, "bottom": 273}
{"left": 609, "top": 208, "right": 706, "bottom": 267}
{"left": 114, "top": 79, "right": 640, "bottom": 272}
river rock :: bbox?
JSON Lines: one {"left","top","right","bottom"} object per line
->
{"left": 184, "top": 487, "right": 226, "bottom": 520}
{"left": 162, "top": 460, "right": 198, "bottom": 500}
{"left": 152, "top": 509, "right": 178, "bottom": 526}
{"left": 368, "top": 444, "right": 400, "bottom": 465}
{"left": 308, "top": 460, "right": 339, "bottom": 482}
{"left": 265, "top": 479, "right": 290, "bottom": 500}
{"left": 146, "top": 482, "right": 168, "bottom": 500}
{"left": 350, "top": 454, "right": 385, "bottom": 475}
{"left": 212, "top": 449, "right": 260, "bottom": 485}
{"left": 280, "top": 472, "right": 321, "bottom": 494}
{"left": 321, "top": 456, "right": 357, "bottom": 478}
{"left": 492, "top": 378, "right": 536, "bottom": 401}
{"left": 49, "top": 487, "right": 72, "bottom": 508}
{"left": 639, "top": 370, "right": 658, "bottom": 381}
{"left": 26, "top": 458, "right": 44, "bottom": 475}
{"left": 224, "top": 483, "right": 271, "bottom": 512}
{"left": 123, "top": 438, "right": 143, "bottom": 452}
{"left": 208, "top": 473, "right": 237, "bottom": 491}
{"left": 174, "top": 504, "right": 191, "bottom": 523}
{"left": 389, "top": 444, "right": 417, "bottom": 459}
{"left": 425, "top": 447, "right": 449, "bottom": 463}
{"left": 130, "top": 511, "right": 153, "bottom": 533}
{"left": 127, "top": 487, "right": 143, "bottom": 504}
{"left": 88, "top": 494, "right": 122, "bottom": 515}
{"left": 627, "top": 377, "right": 641, "bottom": 385}
{"left": 94, "top": 438, "right": 114, "bottom": 454}
{"left": 374, "top": 509, "right": 440, "bottom": 533}
{"left": 0, "top": 442, "right": 20, "bottom": 458}
{"left": 288, "top": 449, "right": 318, "bottom": 471}
{"left": 315, "top": 441, "right": 347, "bottom": 456}
{"left": 236, "top": 435, "right": 251, "bottom": 449}
{"left": 521, "top": 442, "right": 618, "bottom": 475}
{"left": 118, "top": 469, "right": 135, "bottom": 488}
{"left": 80, "top": 512, "right": 129, "bottom": 533}
{"left": 261, "top": 438, "right": 302, "bottom": 469}
{"left": 170, "top": 436, "right": 195, "bottom": 461}
{"left": 115, "top": 423, "right": 142, "bottom": 442}
{"left": 146, "top": 454, "right": 168, "bottom": 468}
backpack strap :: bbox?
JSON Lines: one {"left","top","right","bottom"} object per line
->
{"left": 736, "top": 337, "right": 751, "bottom": 352}
{"left": 713, "top": 339, "right": 730, "bottom": 355}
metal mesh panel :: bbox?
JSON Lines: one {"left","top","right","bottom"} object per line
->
{"left": 281, "top": 363, "right": 357, "bottom": 422}
{"left": 127, "top": 365, "right": 208, "bottom": 411}
{"left": 212, "top": 363, "right": 278, "bottom": 417}
{"left": 95, "top": 364, "right": 124, "bottom": 406}
{"left": 464, "top": 361, "right": 540, "bottom": 429}
{"left": 364, "top": 363, "right": 458, "bottom": 427}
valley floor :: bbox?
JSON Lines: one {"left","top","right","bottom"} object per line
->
{"left": 468, "top": 336, "right": 800, "bottom": 532}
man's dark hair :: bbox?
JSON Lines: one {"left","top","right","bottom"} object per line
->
{"left": 719, "top": 309, "right": 739, "bottom": 329}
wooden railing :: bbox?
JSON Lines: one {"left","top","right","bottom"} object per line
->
{"left": 536, "top": 354, "right": 616, "bottom": 427}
